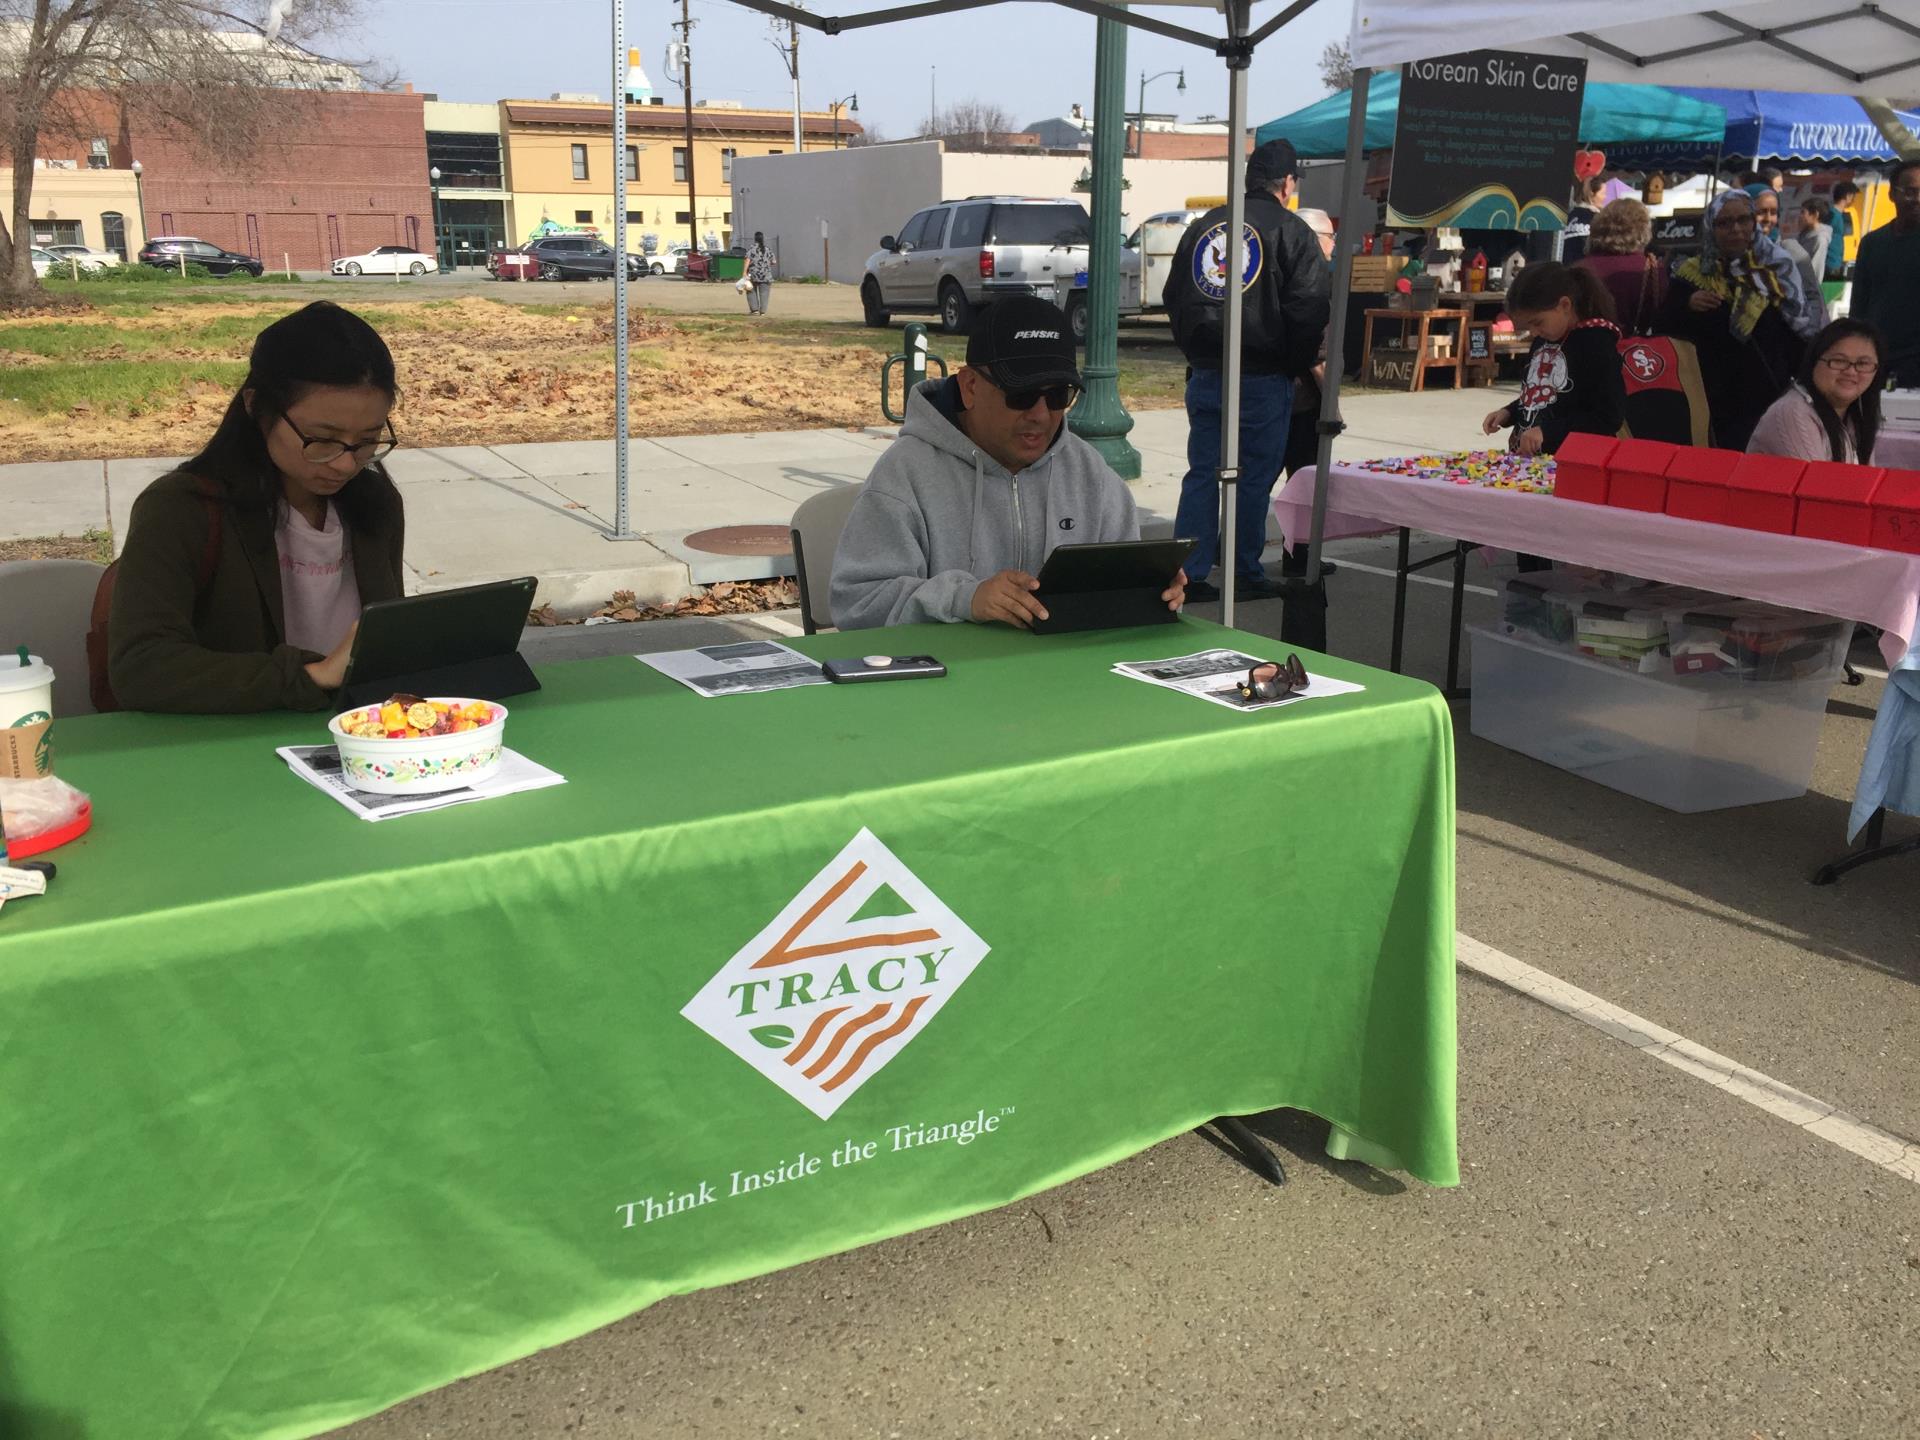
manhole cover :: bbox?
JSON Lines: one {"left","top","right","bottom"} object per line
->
{"left": 683, "top": 525, "right": 791, "bottom": 556}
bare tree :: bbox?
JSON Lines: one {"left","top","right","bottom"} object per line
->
{"left": 0, "top": 0, "right": 373, "bottom": 303}
{"left": 918, "top": 97, "right": 1015, "bottom": 142}
{"left": 1319, "top": 41, "right": 1352, "bottom": 93}
{"left": 845, "top": 120, "right": 885, "bottom": 147}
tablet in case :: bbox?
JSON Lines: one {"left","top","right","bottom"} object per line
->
{"left": 340, "top": 576, "right": 541, "bottom": 707}
{"left": 1030, "top": 539, "right": 1196, "bottom": 635}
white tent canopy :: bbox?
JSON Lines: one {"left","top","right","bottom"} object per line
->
{"left": 1348, "top": 0, "right": 1920, "bottom": 93}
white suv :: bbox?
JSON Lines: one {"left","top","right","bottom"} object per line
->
{"left": 861, "top": 197, "right": 1092, "bottom": 334}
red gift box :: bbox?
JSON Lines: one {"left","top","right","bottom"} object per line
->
{"left": 1794, "top": 463, "right": 1886, "bottom": 547}
{"left": 1870, "top": 467, "right": 1920, "bottom": 554}
{"left": 1608, "top": 438, "right": 1679, "bottom": 513}
{"left": 1725, "top": 454, "right": 1807, "bottom": 534}
{"left": 1663, "top": 446, "right": 1738, "bottom": 525}
{"left": 1552, "top": 433, "right": 1617, "bottom": 505}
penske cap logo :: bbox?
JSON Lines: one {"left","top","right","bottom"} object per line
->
{"left": 1012, "top": 328, "right": 1059, "bottom": 340}
{"left": 682, "top": 829, "right": 990, "bottom": 1119}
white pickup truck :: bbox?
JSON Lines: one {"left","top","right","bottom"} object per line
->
{"left": 1062, "top": 208, "right": 1205, "bottom": 343}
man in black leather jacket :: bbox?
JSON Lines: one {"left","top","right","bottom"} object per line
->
{"left": 1165, "top": 138, "right": 1331, "bottom": 601}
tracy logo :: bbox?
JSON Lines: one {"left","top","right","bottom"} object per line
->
{"left": 681, "top": 829, "right": 990, "bottom": 1119}
{"left": 1192, "top": 221, "right": 1263, "bottom": 301}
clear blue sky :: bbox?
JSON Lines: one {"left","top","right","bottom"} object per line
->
{"left": 350, "top": 0, "right": 1351, "bottom": 143}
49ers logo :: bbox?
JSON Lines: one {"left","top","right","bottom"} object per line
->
{"left": 1622, "top": 342, "right": 1669, "bottom": 384}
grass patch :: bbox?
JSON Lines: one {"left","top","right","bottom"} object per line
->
{"left": 0, "top": 358, "right": 247, "bottom": 416}
{"left": 494, "top": 301, "right": 593, "bottom": 319}
{"left": 0, "top": 323, "right": 171, "bottom": 360}
{"left": 0, "top": 528, "right": 113, "bottom": 565}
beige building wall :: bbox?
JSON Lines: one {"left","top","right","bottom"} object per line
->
{"left": 6, "top": 167, "right": 146, "bottom": 255}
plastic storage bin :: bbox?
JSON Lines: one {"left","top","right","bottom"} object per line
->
{"left": 1663, "top": 446, "right": 1737, "bottom": 525}
{"left": 1552, "top": 433, "right": 1616, "bottom": 505}
{"left": 1608, "top": 439, "right": 1680, "bottom": 513}
{"left": 1469, "top": 625, "right": 1841, "bottom": 812}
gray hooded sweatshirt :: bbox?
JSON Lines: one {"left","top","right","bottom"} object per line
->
{"left": 830, "top": 377, "right": 1140, "bottom": 631}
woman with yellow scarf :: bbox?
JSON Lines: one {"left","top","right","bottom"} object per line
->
{"left": 1662, "top": 189, "right": 1824, "bottom": 450}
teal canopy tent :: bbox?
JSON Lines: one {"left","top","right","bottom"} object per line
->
{"left": 1257, "top": 74, "right": 1726, "bottom": 157}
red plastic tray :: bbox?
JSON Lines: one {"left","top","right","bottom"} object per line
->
{"left": 7, "top": 798, "right": 91, "bottom": 860}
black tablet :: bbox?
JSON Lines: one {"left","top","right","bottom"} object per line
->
{"left": 340, "top": 577, "right": 541, "bottom": 706}
{"left": 1031, "top": 539, "right": 1196, "bottom": 635}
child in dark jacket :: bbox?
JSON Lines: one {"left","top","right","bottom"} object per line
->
{"left": 1482, "top": 261, "right": 1626, "bottom": 456}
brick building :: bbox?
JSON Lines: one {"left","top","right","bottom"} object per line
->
{"left": 39, "top": 89, "right": 431, "bottom": 270}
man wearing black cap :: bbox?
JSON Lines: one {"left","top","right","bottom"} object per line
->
{"left": 831, "top": 295, "right": 1185, "bottom": 631}
{"left": 1165, "top": 136, "right": 1332, "bottom": 601}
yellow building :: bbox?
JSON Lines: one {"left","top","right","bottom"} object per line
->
{"left": 500, "top": 97, "right": 860, "bottom": 254}
{"left": 5, "top": 162, "right": 145, "bottom": 259}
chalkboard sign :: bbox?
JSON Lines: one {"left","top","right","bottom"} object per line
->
{"left": 1651, "top": 210, "right": 1704, "bottom": 253}
{"left": 1467, "top": 324, "right": 1491, "bottom": 361}
{"left": 1388, "top": 49, "right": 1588, "bottom": 231}
{"left": 1367, "top": 346, "right": 1420, "bottom": 391}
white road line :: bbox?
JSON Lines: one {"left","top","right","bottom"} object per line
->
{"left": 1456, "top": 932, "right": 1920, "bottom": 1185}
{"left": 1328, "top": 557, "right": 1500, "bottom": 598}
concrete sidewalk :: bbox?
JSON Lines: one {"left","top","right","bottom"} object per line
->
{"left": 0, "top": 388, "right": 1490, "bottom": 615}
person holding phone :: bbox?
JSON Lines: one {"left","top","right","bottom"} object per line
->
{"left": 831, "top": 297, "right": 1184, "bottom": 631}
{"left": 105, "top": 302, "right": 407, "bottom": 713}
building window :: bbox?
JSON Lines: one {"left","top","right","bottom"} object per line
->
{"left": 721, "top": 147, "right": 736, "bottom": 182}
{"left": 87, "top": 138, "right": 109, "bottom": 170}
{"left": 31, "top": 218, "right": 83, "bottom": 246}
{"left": 673, "top": 147, "right": 689, "bottom": 183}
{"left": 626, "top": 146, "right": 639, "bottom": 182}
{"left": 426, "top": 130, "right": 504, "bottom": 189}
{"left": 723, "top": 212, "right": 732, "bottom": 225}
{"left": 675, "top": 210, "right": 692, "bottom": 225}
{"left": 571, "top": 144, "right": 589, "bottom": 181}
{"left": 100, "top": 211, "right": 128, "bottom": 261}
{"left": 626, "top": 211, "right": 643, "bottom": 224}
{"left": 574, "top": 210, "right": 593, "bottom": 223}
{"left": 767, "top": 148, "right": 783, "bottom": 155}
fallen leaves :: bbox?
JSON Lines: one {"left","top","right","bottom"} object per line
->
{"left": 526, "top": 578, "right": 799, "bottom": 626}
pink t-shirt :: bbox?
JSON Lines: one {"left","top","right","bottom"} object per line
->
{"left": 276, "top": 502, "right": 361, "bottom": 655}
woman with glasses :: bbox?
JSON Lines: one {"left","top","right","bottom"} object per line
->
{"left": 1748, "top": 319, "right": 1886, "bottom": 465}
{"left": 107, "top": 302, "right": 406, "bottom": 712}
{"left": 1662, "top": 190, "right": 1823, "bottom": 451}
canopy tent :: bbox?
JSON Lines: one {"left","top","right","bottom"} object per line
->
{"left": 1256, "top": 76, "right": 1727, "bottom": 158}
{"left": 1605, "top": 88, "right": 1920, "bottom": 170}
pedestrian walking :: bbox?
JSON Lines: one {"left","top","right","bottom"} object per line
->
{"left": 746, "top": 232, "right": 776, "bottom": 315}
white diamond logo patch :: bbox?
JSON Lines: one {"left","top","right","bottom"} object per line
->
{"left": 682, "top": 829, "right": 990, "bottom": 1119}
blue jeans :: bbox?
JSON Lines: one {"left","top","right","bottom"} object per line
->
{"left": 1174, "top": 367, "right": 1293, "bottom": 583}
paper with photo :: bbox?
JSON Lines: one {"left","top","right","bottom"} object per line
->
{"left": 279, "top": 745, "right": 567, "bottom": 822}
{"left": 1113, "top": 648, "right": 1365, "bottom": 713}
{"left": 636, "top": 640, "right": 828, "bottom": 697}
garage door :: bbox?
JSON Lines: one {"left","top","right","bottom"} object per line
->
{"left": 262, "top": 213, "right": 324, "bottom": 271}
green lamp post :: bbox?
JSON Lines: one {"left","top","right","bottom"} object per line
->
{"left": 1068, "top": 9, "right": 1141, "bottom": 480}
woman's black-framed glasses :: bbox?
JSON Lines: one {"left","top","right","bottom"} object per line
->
{"left": 280, "top": 415, "right": 400, "bottom": 464}
{"left": 1235, "top": 654, "right": 1309, "bottom": 703}
{"left": 1819, "top": 355, "right": 1881, "bottom": 376}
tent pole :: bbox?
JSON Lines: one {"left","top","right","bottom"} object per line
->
{"left": 1304, "top": 65, "right": 1372, "bottom": 589}
{"left": 610, "top": 0, "right": 636, "bottom": 540}
{"left": 1218, "top": 0, "right": 1250, "bottom": 628}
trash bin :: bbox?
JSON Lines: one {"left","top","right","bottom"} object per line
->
{"left": 712, "top": 249, "right": 747, "bottom": 283}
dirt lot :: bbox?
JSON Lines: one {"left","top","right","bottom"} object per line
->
{"left": 0, "top": 288, "right": 1186, "bottom": 463}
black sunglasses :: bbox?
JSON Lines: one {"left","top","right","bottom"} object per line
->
{"left": 998, "top": 382, "right": 1079, "bottom": 413}
{"left": 1235, "top": 654, "right": 1309, "bottom": 703}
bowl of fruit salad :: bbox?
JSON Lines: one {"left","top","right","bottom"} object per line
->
{"left": 328, "top": 695, "right": 508, "bottom": 794}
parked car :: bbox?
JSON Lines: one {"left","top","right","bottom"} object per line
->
{"left": 861, "top": 196, "right": 1093, "bottom": 333}
{"left": 522, "top": 235, "right": 643, "bottom": 281}
{"left": 29, "top": 247, "right": 60, "bottom": 279}
{"left": 45, "top": 243, "right": 120, "bottom": 271}
{"left": 644, "top": 246, "right": 685, "bottom": 276}
{"left": 332, "top": 244, "right": 437, "bottom": 277}
{"left": 138, "top": 236, "right": 264, "bottom": 277}
{"left": 1058, "top": 208, "right": 1208, "bottom": 343}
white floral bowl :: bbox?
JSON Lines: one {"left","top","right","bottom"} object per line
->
{"left": 327, "top": 698, "right": 509, "bottom": 795}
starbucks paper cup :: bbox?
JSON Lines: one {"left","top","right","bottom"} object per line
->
{"left": 0, "top": 654, "right": 54, "bottom": 779}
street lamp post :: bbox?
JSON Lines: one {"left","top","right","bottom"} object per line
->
{"left": 1133, "top": 67, "right": 1185, "bottom": 157}
{"left": 830, "top": 92, "right": 858, "bottom": 149}
{"left": 1069, "top": 11, "right": 1140, "bottom": 480}
{"left": 130, "top": 160, "right": 146, "bottom": 254}
{"left": 428, "top": 166, "right": 445, "bottom": 271}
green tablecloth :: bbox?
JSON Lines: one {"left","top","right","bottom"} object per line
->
{"left": 0, "top": 619, "right": 1456, "bottom": 1439}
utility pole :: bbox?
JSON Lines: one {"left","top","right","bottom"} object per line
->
{"left": 676, "top": 0, "right": 698, "bottom": 254}
{"left": 789, "top": 20, "right": 802, "bottom": 151}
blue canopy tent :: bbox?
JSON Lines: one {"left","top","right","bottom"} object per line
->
{"left": 1256, "top": 74, "right": 1727, "bottom": 156}
{"left": 1606, "top": 88, "right": 1920, "bottom": 169}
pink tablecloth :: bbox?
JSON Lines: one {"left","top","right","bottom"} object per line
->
{"left": 1273, "top": 463, "right": 1920, "bottom": 667}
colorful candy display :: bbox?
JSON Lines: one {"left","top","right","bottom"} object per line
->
{"left": 1358, "top": 450, "right": 1557, "bottom": 494}
{"left": 339, "top": 694, "right": 499, "bottom": 741}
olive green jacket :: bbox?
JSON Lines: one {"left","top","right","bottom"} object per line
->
{"left": 108, "top": 468, "right": 406, "bottom": 713}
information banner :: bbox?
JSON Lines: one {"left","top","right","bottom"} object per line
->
{"left": 1387, "top": 49, "right": 1587, "bottom": 231}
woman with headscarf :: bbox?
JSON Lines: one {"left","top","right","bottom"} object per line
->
{"left": 1660, "top": 189, "right": 1822, "bottom": 451}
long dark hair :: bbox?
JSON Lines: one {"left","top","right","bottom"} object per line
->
{"left": 1798, "top": 318, "right": 1885, "bottom": 464}
{"left": 1506, "top": 260, "right": 1617, "bottom": 324}
{"left": 185, "top": 301, "right": 401, "bottom": 533}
